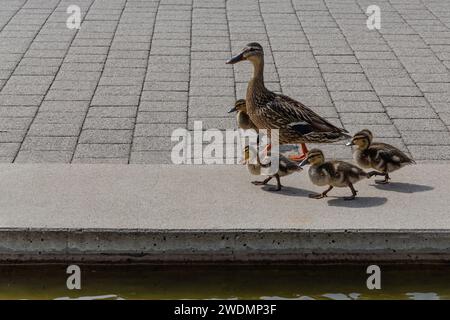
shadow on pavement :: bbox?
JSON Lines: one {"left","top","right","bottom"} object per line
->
{"left": 260, "top": 185, "right": 314, "bottom": 197}
{"left": 327, "top": 197, "right": 388, "bottom": 208}
{"left": 373, "top": 182, "right": 434, "bottom": 193}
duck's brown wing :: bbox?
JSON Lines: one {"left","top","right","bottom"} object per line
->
{"left": 370, "top": 143, "right": 416, "bottom": 165}
{"left": 259, "top": 94, "right": 348, "bottom": 134}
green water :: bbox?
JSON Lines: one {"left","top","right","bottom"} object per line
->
{"left": 0, "top": 264, "right": 449, "bottom": 300}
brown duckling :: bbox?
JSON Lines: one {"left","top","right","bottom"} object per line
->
{"left": 243, "top": 145, "right": 302, "bottom": 191}
{"left": 300, "top": 149, "right": 371, "bottom": 200}
{"left": 347, "top": 129, "right": 415, "bottom": 184}
{"left": 228, "top": 99, "right": 258, "bottom": 131}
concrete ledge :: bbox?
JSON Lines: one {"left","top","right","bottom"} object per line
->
{"left": 1, "top": 229, "right": 450, "bottom": 263}
{"left": 0, "top": 164, "right": 449, "bottom": 262}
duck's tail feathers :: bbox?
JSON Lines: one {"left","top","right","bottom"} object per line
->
{"left": 325, "top": 131, "right": 352, "bottom": 142}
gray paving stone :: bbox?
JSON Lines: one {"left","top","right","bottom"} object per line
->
{"left": 39, "top": 101, "right": 90, "bottom": 113}
{"left": 380, "top": 96, "right": 429, "bottom": 107}
{"left": 0, "top": 107, "right": 37, "bottom": 118}
{"left": 402, "top": 131, "right": 450, "bottom": 146}
{"left": 14, "top": 151, "right": 73, "bottom": 163}
{"left": 137, "top": 112, "right": 186, "bottom": 124}
{"left": 33, "top": 112, "right": 85, "bottom": 124}
{"left": 344, "top": 125, "right": 400, "bottom": 138}
{"left": 72, "top": 157, "right": 129, "bottom": 164}
{"left": 91, "top": 95, "right": 140, "bottom": 106}
{"left": 340, "top": 113, "right": 391, "bottom": 125}
{"left": 132, "top": 137, "right": 174, "bottom": 151}
{"left": 386, "top": 107, "right": 438, "bottom": 119}
{"left": 87, "top": 107, "right": 137, "bottom": 118}
{"left": 83, "top": 118, "right": 135, "bottom": 130}
{"left": 376, "top": 87, "right": 423, "bottom": 97}
{"left": 28, "top": 124, "right": 81, "bottom": 137}
{"left": 79, "top": 130, "right": 133, "bottom": 144}
{"left": 0, "top": 118, "right": 33, "bottom": 130}
{"left": 408, "top": 146, "right": 450, "bottom": 160}
{"left": 440, "top": 112, "right": 450, "bottom": 125}
{"left": 330, "top": 91, "right": 379, "bottom": 102}
{"left": 0, "top": 95, "right": 43, "bottom": 106}
{"left": 21, "top": 137, "right": 78, "bottom": 151}
{"left": 74, "top": 144, "right": 130, "bottom": 158}
{"left": 393, "top": 119, "right": 447, "bottom": 131}
{"left": 0, "top": 143, "right": 20, "bottom": 157}
{"left": 334, "top": 101, "right": 385, "bottom": 113}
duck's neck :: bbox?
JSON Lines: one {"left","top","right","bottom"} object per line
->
{"left": 248, "top": 57, "right": 266, "bottom": 94}
{"left": 251, "top": 57, "right": 264, "bottom": 87}
{"left": 252, "top": 56, "right": 265, "bottom": 83}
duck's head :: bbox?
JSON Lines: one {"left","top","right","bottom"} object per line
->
{"left": 226, "top": 42, "right": 264, "bottom": 65}
{"left": 347, "top": 129, "right": 373, "bottom": 150}
{"left": 299, "top": 149, "right": 325, "bottom": 167}
{"left": 228, "top": 99, "right": 246, "bottom": 113}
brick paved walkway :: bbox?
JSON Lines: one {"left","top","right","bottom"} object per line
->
{"left": 0, "top": 0, "right": 449, "bottom": 163}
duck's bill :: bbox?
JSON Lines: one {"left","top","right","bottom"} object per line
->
{"left": 299, "top": 158, "right": 309, "bottom": 167}
{"left": 228, "top": 107, "right": 237, "bottom": 113}
{"left": 226, "top": 52, "right": 244, "bottom": 64}
{"left": 346, "top": 141, "right": 354, "bottom": 146}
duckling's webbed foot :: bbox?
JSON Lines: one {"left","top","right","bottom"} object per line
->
{"left": 269, "top": 174, "right": 282, "bottom": 191}
{"left": 345, "top": 183, "right": 358, "bottom": 200}
{"left": 309, "top": 185, "right": 333, "bottom": 199}
{"left": 309, "top": 193, "right": 326, "bottom": 199}
{"left": 251, "top": 176, "right": 272, "bottom": 186}
{"left": 375, "top": 173, "right": 390, "bottom": 184}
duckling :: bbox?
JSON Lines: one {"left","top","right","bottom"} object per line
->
{"left": 243, "top": 145, "right": 302, "bottom": 191}
{"left": 227, "top": 42, "right": 350, "bottom": 160}
{"left": 228, "top": 99, "right": 258, "bottom": 131}
{"left": 347, "top": 129, "right": 416, "bottom": 184}
{"left": 300, "top": 149, "right": 371, "bottom": 200}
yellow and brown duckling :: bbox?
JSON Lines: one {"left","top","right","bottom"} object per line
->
{"left": 227, "top": 42, "right": 350, "bottom": 160}
{"left": 243, "top": 145, "right": 302, "bottom": 191}
{"left": 228, "top": 99, "right": 258, "bottom": 131}
{"left": 347, "top": 129, "right": 416, "bottom": 184}
{"left": 300, "top": 149, "right": 371, "bottom": 200}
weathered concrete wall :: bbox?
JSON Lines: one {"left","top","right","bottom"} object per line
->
{"left": 1, "top": 229, "right": 450, "bottom": 262}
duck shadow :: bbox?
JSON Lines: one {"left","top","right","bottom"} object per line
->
{"left": 327, "top": 196, "right": 388, "bottom": 208}
{"left": 260, "top": 185, "right": 314, "bottom": 198}
{"left": 373, "top": 182, "right": 434, "bottom": 194}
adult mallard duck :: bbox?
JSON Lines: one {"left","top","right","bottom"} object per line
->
{"left": 347, "top": 129, "right": 415, "bottom": 184}
{"left": 300, "top": 149, "right": 371, "bottom": 200}
{"left": 226, "top": 42, "right": 350, "bottom": 160}
{"left": 228, "top": 99, "right": 258, "bottom": 131}
{"left": 243, "top": 145, "right": 302, "bottom": 191}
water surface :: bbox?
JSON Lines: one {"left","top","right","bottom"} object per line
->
{"left": 0, "top": 264, "right": 448, "bottom": 300}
